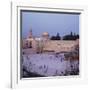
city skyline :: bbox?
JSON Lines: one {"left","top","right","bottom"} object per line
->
{"left": 21, "top": 11, "right": 80, "bottom": 38}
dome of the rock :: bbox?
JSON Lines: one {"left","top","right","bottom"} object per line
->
{"left": 42, "top": 32, "right": 49, "bottom": 36}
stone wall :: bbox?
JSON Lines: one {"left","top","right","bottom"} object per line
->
{"left": 43, "top": 40, "right": 79, "bottom": 53}
{"left": 22, "top": 38, "right": 79, "bottom": 53}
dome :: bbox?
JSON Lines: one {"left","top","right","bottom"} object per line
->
{"left": 42, "top": 32, "right": 49, "bottom": 36}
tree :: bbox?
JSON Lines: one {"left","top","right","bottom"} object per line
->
{"left": 50, "top": 36, "right": 56, "bottom": 40}
{"left": 36, "top": 40, "right": 44, "bottom": 53}
{"left": 63, "top": 32, "right": 79, "bottom": 40}
{"left": 56, "top": 33, "right": 61, "bottom": 40}
{"left": 70, "top": 31, "right": 73, "bottom": 36}
{"left": 50, "top": 33, "right": 61, "bottom": 40}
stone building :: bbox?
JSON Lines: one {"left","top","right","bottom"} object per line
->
{"left": 22, "top": 30, "right": 79, "bottom": 54}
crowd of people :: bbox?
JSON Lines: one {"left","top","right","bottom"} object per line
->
{"left": 22, "top": 53, "right": 79, "bottom": 78}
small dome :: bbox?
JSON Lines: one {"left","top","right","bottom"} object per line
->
{"left": 42, "top": 32, "right": 49, "bottom": 36}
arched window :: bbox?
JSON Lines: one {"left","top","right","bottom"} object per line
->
{"left": 30, "top": 41, "right": 32, "bottom": 48}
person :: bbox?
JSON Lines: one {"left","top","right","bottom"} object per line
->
{"left": 26, "top": 55, "right": 29, "bottom": 60}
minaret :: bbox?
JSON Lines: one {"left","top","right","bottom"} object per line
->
{"left": 28, "top": 28, "right": 33, "bottom": 38}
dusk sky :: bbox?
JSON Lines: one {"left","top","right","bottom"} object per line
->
{"left": 21, "top": 11, "right": 79, "bottom": 38}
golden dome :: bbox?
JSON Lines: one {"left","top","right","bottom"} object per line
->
{"left": 42, "top": 32, "right": 49, "bottom": 36}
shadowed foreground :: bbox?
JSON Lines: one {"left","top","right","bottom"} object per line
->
{"left": 21, "top": 53, "right": 79, "bottom": 78}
